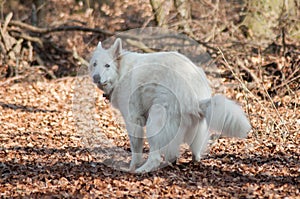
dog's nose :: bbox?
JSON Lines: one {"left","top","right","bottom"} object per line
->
{"left": 93, "top": 74, "right": 100, "bottom": 83}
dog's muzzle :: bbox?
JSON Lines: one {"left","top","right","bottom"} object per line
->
{"left": 92, "top": 74, "right": 111, "bottom": 100}
{"left": 93, "top": 74, "right": 107, "bottom": 88}
{"left": 93, "top": 74, "right": 101, "bottom": 84}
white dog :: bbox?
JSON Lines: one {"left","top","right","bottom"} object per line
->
{"left": 89, "top": 38, "right": 251, "bottom": 173}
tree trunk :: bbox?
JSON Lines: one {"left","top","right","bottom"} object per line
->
{"left": 150, "top": 0, "right": 173, "bottom": 27}
{"left": 150, "top": 0, "right": 192, "bottom": 34}
{"left": 242, "top": 0, "right": 300, "bottom": 44}
{"left": 174, "top": 0, "right": 192, "bottom": 35}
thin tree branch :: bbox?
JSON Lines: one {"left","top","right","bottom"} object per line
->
{"left": 4, "top": 20, "right": 114, "bottom": 36}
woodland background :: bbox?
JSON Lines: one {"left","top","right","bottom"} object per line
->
{"left": 0, "top": 0, "right": 299, "bottom": 198}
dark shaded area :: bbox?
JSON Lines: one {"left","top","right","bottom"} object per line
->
{"left": 0, "top": 101, "right": 57, "bottom": 113}
{"left": 1, "top": 145, "right": 299, "bottom": 189}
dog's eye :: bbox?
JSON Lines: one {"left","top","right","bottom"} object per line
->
{"left": 105, "top": 64, "right": 110, "bottom": 68}
{"left": 93, "top": 62, "right": 97, "bottom": 67}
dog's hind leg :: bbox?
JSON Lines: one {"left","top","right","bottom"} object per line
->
{"left": 189, "top": 118, "right": 210, "bottom": 161}
{"left": 135, "top": 104, "right": 182, "bottom": 173}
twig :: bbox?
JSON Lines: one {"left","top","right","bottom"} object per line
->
{"left": 3, "top": 12, "right": 12, "bottom": 33}
{"left": 281, "top": 27, "right": 286, "bottom": 55}
{"left": 117, "top": 32, "right": 218, "bottom": 52}
{"left": 72, "top": 47, "right": 89, "bottom": 67}
{"left": 236, "top": 58, "right": 261, "bottom": 86}
{"left": 5, "top": 20, "right": 114, "bottom": 36}
{"left": 141, "top": 15, "right": 155, "bottom": 29}
{"left": 125, "top": 39, "right": 156, "bottom": 53}
{"left": 34, "top": 65, "right": 57, "bottom": 79}
{"left": 10, "top": 31, "right": 43, "bottom": 47}
{"left": 273, "top": 74, "right": 300, "bottom": 91}
{"left": 0, "top": 75, "right": 26, "bottom": 86}
{"left": 218, "top": 48, "right": 290, "bottom": 138}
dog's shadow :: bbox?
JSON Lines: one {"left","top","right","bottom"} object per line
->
{"left": 1, "top": 145, "right": 299, "bottom": 196}
{"left": 0, "top": 147, "right": 300, "bottom": 186}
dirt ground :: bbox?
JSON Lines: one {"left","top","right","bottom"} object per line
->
{"left": 0, "top": 0, "right": 299, "bottom": 198}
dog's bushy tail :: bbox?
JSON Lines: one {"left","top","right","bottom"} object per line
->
{"left": 199, "top": 95, "right": 251, "bottom": 138}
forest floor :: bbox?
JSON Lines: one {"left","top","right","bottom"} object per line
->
{"left": 0, "top": 0, "right": 299, "bottom": 198}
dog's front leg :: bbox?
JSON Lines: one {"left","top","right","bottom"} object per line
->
{"left": 129, "top": 135, "right": 144, "bottom": 171}
{"left": 135, "top": 104, "right": 166, "bottom": 173}
{"left": 126, "top": 118, "right": 145, "bottom": 172}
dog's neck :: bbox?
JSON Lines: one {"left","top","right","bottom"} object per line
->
{"left": 104, "top": 51, "right": 138, "bottom": 102}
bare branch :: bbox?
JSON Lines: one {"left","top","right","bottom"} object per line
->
{"left": 5, "top": 20, "right": 114, "bottom": 36}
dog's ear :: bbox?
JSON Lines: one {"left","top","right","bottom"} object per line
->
{"left": 97, "top": 41, "right": 102, "bottom": 49}
{"left": 111, "top": 38, "right": 122, "bottom": 58}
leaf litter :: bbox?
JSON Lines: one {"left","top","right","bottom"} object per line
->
{"left": 0, "top": 0, "right": 299, "bottom": 198}
{"left": 0, "top": 74, "right": 299, "bottom": 198}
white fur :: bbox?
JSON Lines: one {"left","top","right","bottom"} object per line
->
{"left": 89, "top": 38, "right": 251, "bottom": 173}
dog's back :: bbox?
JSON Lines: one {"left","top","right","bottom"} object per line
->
{"left": 115, "top": 51, "right": 212, "bottom": 115}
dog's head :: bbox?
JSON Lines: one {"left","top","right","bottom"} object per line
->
{"left": 89, "top": 38, "right": 122, "bottom": 96}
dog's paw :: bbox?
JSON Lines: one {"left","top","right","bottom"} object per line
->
{"left": 135, "top": 156, "right": 161, "bottom": 173}
{"left": 135, "top": 164, "right": 153, "bottom": 173}
{"left": 192, "top": 154, "right": 201, "bottom": 162}
{"left": 128, "top": 164, "right": 136, "bottom": 173}
{"left": 129, "top": 154, "right": 144, "bottom": 172}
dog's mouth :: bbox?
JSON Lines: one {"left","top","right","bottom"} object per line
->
{"left": 101, "top": 82, "right": 108, "bottom": 87}
{"left": 95, "top": 82, "right": 107, "bottom": 90}
{"left": 95, "top": 82, "right": 113, "bottom": 101}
